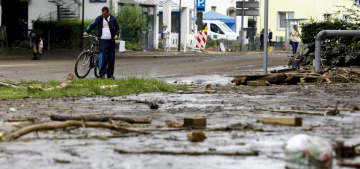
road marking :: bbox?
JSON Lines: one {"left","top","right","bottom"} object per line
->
{"left": 0, "top": 64, "right": 39, "bottom": 67}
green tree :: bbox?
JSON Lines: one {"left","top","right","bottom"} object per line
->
{"left": 336, "top": 5, "right": 360, "bottom": 23}
{"left": 116, "top": 2, "right": 147, "bottom": 43}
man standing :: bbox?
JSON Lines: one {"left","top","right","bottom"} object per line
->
{"left": 29, "top": 29, "right": 45, "bottom": 60}
{"left": 260, "top": 29, "right": 264, "bottom": 51}
{"left": 268, "top": 29, "right": 273, "bottom": 47}
{"left": 83, "top": 6, "right": 120, "bottom": 80}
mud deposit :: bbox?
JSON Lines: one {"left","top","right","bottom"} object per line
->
{"left": 0, "top": 83, "right": 359, "bottom": 169}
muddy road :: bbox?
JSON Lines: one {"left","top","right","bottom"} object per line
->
{"left": 1, "top": 51, "right": 360, "bottom": 169}
{"left": 0, "top": 51, "right": 287, "bottom": 81}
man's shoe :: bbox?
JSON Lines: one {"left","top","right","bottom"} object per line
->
{"left": 100, "top": 76, "right": 105, "bottom": 79}
{"left": 38, "top": 54, "right": 42, "bottom": 60}
{"left": 31, "top": 53, "right": 37, "bottom": 60}
{"left": 107, "top": 76, "right": 115, "bottom": 80}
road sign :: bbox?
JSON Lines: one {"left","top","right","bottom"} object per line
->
{"left": 236, "top": 1, "right": 260, "bottom": 8}
{"left": 354, "top": 0, "right": 360, "bottom": 6}
{"left": 196, "top": 0, "right": 206, "bottom": 12}
{"left": 236, "top": 9, "right": 259, "bottom": 16}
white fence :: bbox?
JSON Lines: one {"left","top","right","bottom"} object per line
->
{"left": 158, "top": 33, "right": 197, "bottom": 50}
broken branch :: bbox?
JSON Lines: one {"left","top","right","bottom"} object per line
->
{"left": 0, "top": 82, "right": 21, "bottom": 88}
{"left": 114, "top": 149, "right": 259, "bottom": 156}
{"left": 3, "top": 120, "right": 149, "bottom": 141}
{"left": 50, "top": 114, "right": 152, "bottom": 124}
{"left": 255, "top": 108, "right": 326, "bottom": 116}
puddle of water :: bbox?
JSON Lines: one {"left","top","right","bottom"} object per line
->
{"left": 162, "top": 74, "right": 233, "bottom": 85}
{"left": 243, "top": 65, "right": 288, "bottom": 72}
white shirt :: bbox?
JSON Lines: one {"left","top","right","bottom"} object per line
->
{"left": 163, "top": 27, "right": 170, "bottom": 38}
{"left": 290, "top": 30, "right": 301, "bottom": 42}
{"left": 101, "top": 16, "right": 112, "bottom": 39}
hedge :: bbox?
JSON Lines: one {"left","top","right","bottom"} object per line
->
{"left": 299, "top": 20, "right": 360, "bottom": 66}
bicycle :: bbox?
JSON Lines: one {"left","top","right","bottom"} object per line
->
{"left": 74, "top": 35, "right": 101, "bottom": 79}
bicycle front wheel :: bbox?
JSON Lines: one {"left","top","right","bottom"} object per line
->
{"left": 94, "top": 53, "right": 100, "bottom": 78}
{"left": 75, "top": 51, "right": 92, "bottom": 79}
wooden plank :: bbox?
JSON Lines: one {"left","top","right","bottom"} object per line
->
{"left": 184, "top": 117, "right": 207, "bottom": 127}
{"left": 247, "top": 80, "right": 267, "bottom": 86}
{"left": 262, "top": 116, "right": 302, "bottom": 126}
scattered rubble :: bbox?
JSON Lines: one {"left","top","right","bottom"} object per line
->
{"left": 187, "top": 131, "right": 206, "bottom": 142}
{"left": 230, "top": 67, "right": 360, "bottom": 86}
{"left": 262, "top": 116, "right": 302, "bottom": 126}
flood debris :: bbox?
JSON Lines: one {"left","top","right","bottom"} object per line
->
{"left": 183, "top": 117, "right": 207, "bottom": 127}
{"left": 114, "top": 149, "right": 259, "bottom": 156}
{"left": 187, "top": 131, "right": 206, "bottom": 142}
{"left": 2, "top": 120, "right": 150, "bottom": 141}
{"left": 334, "top": 141, "right": 356, "bottom": 159}
{"left": 5, "top": 117, "right": 38, "bottom": 123}
{"left": 27, "top": 73, "right": 75, "bottom": 91}
{"left": 247, "top": 80, "right": 267, "bottom": 86}
{"left": 285, "top": 134, "right": 333, "bottom": 169}
{"left": 53, "top": 158, "right": 71, "bottom": 164}
{"left": 337, "top": 160, "right": 360, "bottom": 168}
{"left": 262, "top": 116, "right": 302, "bottom": 126}
{"left": 230, "top": 66, "right": 360, "bottom": 86}
{"left": 255, "top": 108, "right": 327, "bottom": 116}
{"left": 0, "top": 82, "right": 22, "bottom": 88}
{"left": 111, "top": 98, "right": 159, "bottom": 109}
{"left": 326, "top": 101, "right": 340, "bottom": 116}
{"left": 50, "top": 114, "right": 152, "bottom": 124}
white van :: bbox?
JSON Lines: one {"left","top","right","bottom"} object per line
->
{"left": 201, "top": 20, "right": 238, "bottom": 41}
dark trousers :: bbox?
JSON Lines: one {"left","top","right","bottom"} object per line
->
{"left": 291, "top": 41, "right": 299, "bottom": 56}
{"left": 99, "top": 40, "right": 115, "bottom": 77}
{"left": 269, "top": 39, "right": 272, "bottom": 46}
{"left": 260, "top": 38, "right": 264, "bottom": 51}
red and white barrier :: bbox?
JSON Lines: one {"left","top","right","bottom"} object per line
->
{"left": 195, "top": 31, "right": 208, "bottom": 50}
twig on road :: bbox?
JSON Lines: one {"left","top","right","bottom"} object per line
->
{"left": 3, "top": 120, "right": 150, "bottom": 141}
{"left": 114, "top": 149, "right": 259, "bottom": 156}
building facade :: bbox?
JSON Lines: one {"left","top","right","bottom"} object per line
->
{"left": 256, "top": 0, "right": 356, "bottom": 40}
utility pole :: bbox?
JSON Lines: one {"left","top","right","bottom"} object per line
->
{"left": 81, "top": 0, "right": 84, "bottom": 50}
{"left": 194, "top": 0, "right": 196, "bottom": 34}
{"left": 241, "top": 0, "right": 244, "bottom": 51}
{"left": 178, "top": 0, "right": 181, "bottom": 52}
{"left": 263, "top": 0, "right": 268, "bottom": 75}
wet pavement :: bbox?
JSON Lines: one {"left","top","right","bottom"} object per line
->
{"left": 0, "top": 83, "right": 359, "bottom": 169}
{"left": 1, "top": 51, "right": 360, "bottom": 168}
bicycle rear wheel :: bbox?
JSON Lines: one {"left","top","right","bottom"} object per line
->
{"left": 75, "top": 51, "right": 92, "bottom": 79}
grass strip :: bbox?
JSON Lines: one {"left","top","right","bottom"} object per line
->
{"left": 0, "top": 77, "right": 187, "bottom": 99}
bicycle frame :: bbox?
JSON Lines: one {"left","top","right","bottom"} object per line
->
{"left": 83, "top": 35, "right": 100, "bottom": 68}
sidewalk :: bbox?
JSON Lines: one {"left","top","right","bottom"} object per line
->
{"left": 117, "top": 49, "right": 291, "bottom": 58}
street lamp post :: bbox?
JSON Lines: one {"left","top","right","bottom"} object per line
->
{"left": 81, "top": 0, "right": 85, "bottom": 50}
{"left": 263, "top": 0, "right": 268, "bottom": 75}
{"left": 178, "top": 0, "right": 181, "bottom": 52}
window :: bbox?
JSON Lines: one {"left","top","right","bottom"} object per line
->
{"left": 219, "top": 23, "right": 232, "bottom": 32}
{"left": 278, "top": 12, "right": 294, "bottom": 30}
{"left": 210, "top": 23, "right": 224, "bottom": 34}
{"left": 211, "top": 6, "right": 217, "bottom": 11}
{"left": 324, "top": 14, "right": 331, "bottom": 21}
{"left": 279, "top": 12, "right": 286, "bottom": 28}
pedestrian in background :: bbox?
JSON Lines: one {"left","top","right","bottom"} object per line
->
{"left": 83, "top": 6, "right": 120, "bottom": 80}
{"left": 162, "top": 24, "right": 170, "bottom": 52}
{"left": 260, "top": 29, "right": 264, "bottom": 51}
{"left": 290, "top": 25, "right": 301, "bottom": 57}
{"left": 268, "top": 29, "right": 273, "bottom": 47}
{"left": 29, "top": 29, "right": 45, "bottom": 60}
